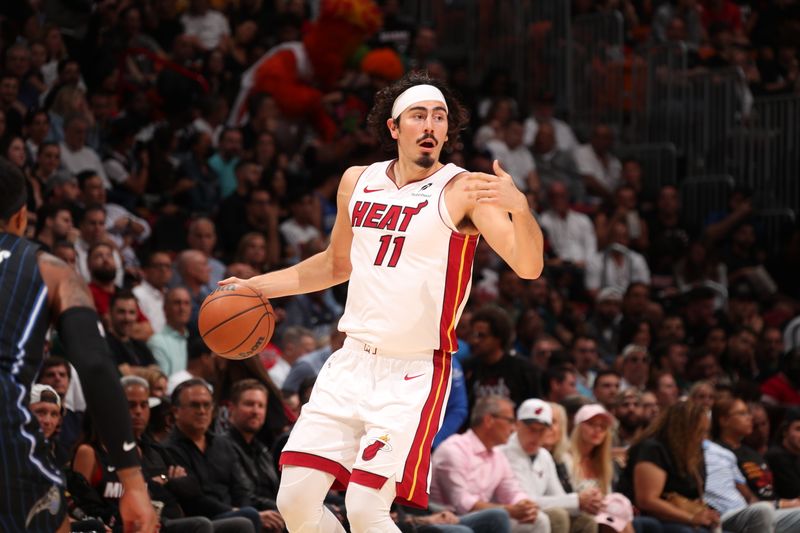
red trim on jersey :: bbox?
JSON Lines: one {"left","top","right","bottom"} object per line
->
{"left": 351, "top": 469, "right": 388, "bottom": 489}
{"left": 392, "top": 232, "right": 477, "bottom": 507}
{"left": 438, "top": 233, "right": 478, "bottom": 353}
{"left": 395, "top": 348, "right": 452, "bottom": 508}
{"left": 436, "top": 169, "right": 470, "bottom": 231}
{"left": 279, "top": 451, "right": 350, "bottom": 491}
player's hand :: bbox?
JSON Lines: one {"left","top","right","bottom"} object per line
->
{"left": 218, "top": 276, "right": 257, "bottom": 289}
{"left": 467, "top": 160, "right": 528, "bottom": 215}
{"left": 117, "top": 468, "right": 158, "bottom": 532}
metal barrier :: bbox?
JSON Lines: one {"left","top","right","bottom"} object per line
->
{"left": 400, "top": 0, "right": 573, "bottom": 118}
{"left": 570, "top": 11, "right": 626, "bottom": 140}
{"left": 751, "top": 95, "right": 800, "bottom": 211}
{"left": 525, "top": 0, "right": 572, "bottom": 114}
{"left": 630, "top": 43, "right": 688, "bottom": 145}
{"left": 616, "top": 142, "right": 678, "bottom": 201}
{"left": 755, "top": 208, "right": 796, "bottom": 255}
{"left": 680, "top": 175, "right": 735, "bottom": 232}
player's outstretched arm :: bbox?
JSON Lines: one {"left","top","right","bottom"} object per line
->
{"left": 462, "top": 160, "right": 544, "bottom": 279}
{"left": 39, "top": 253, "right": 157, "bottom": 533}
{"left": 219, "top": 165, "right": 364, "bottom": 298}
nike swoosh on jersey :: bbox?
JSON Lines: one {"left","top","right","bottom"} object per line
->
{"left": 363, "top": 186, "right": 383, "bottom": 193}
{"left": 404, "top": 373, "right": 425, "bottom": 381}
{"left": 123, "top": 441, "right": 136, "bottom": 452}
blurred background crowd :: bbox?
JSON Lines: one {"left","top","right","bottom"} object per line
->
{"left": 3, "top": 0, "right": 800, "bottom": 531}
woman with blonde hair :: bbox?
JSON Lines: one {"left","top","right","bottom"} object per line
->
{"left": 544, "top": 402, "right": 573, "bottom": 492}
{"left": 130, "top": 366, "right": 168, "bottom": 399}
{"left": 567, "top": 404, "right": 636, "bottom": 533}
{"left": 567, "top": 404, "right": 616, "bottom": 494}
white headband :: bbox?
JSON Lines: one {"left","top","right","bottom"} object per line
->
{"left": 391, "top": 84, "right": 448, "bottom": 119}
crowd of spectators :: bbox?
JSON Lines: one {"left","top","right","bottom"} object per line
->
{"left": 3, "top": 0, "right": 800, "bottom": 531}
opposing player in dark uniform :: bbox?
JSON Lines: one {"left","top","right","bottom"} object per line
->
{"left": 0, "top": 160, "right": 157, "bottom": 532}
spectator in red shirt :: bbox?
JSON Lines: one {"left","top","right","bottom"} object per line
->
{"left": 761, "top": 348, "right": 800, "bottom": 407}
{"left": 702, "top": 0, "right": 743, "bottom": 37}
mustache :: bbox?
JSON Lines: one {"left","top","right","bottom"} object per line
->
{"left": 417, "top": 133, "right": 438, "bottom": 145}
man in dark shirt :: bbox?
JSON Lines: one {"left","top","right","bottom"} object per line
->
{"left": 463, "top": 307, "right": 541, "bottom": 411}
{"left": 222, "top": 379, "right": 285, "bottom": 531}
{"left": 165, "top": 378, "right": 265, "bottom": 531}
{"left": 107, "top": 290, "right": 157, "bottom": 371}
{"left": 766, "top": 408, "right": 800, "bottom": 500}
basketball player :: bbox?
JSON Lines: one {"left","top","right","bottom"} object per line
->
{"left": 222, "top": 72, "right": 544, "bottom": 532}
{"left": 0, "top": 160, "right": 157, "bottom": 533}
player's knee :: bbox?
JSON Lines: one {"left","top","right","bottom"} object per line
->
{"left": 276, "top": 467, "right": 329, "bottom": 528}
{"left": 344, "top": 481, "right": 396, "bottom": 533}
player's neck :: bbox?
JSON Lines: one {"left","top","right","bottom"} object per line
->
{"left": 390, "top": 158, "right": 443, "bottom": 188}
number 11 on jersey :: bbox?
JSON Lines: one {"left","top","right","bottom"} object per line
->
{"left": 374, "top": 235, "right": 405, "bottom": 267}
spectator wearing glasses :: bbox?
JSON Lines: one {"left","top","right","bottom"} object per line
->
{"left": 165, "top": 378, "right": 263, "bottom": 531}
{"left": 618, "top": 344, "right": 650, "bottom": 392}
{"left": 431, "top": 395, "right": 547, "bottom": 533}
{"left": 708, "top": 397, "right": 800, "bottom": 532}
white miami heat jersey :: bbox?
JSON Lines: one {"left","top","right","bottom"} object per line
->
{"left": 338, "top": 159, "right": 479, "bottom": 353}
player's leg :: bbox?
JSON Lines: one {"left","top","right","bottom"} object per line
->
{"left": 344, "top": 478, "right": 401, "bottom": 533}
{"left": 0, "top": 379, "right": 66, "bottom": 533}
{"left": 276, "top": 466, "right": 346, "bottom": 533}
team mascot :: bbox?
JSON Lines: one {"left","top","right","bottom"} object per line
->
{"left": 230, "top": 0, "right": 382, "bottom": 141}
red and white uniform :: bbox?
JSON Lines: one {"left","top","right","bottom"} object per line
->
{"left": 280, "top": 160, "right": 479, "bottom": 508}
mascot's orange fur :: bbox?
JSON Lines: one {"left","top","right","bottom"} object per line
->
{"left": 231, "top": 0, "right": 382, "bottom": 141}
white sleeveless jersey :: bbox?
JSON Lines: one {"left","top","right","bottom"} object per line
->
{"left": 339, "top": 160, "right": 479, "bottom": 353}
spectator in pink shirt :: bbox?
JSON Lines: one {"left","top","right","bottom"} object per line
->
{"left": 431, "top": 395, "right": 549, "bottom": 533}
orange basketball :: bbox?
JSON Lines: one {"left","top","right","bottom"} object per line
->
{"left": 198, "top": 284, "right": 275, "bottom": 360}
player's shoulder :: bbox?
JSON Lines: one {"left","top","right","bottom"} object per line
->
{"left": 342, "top": 165, "right": 369, "bottom": 182}
{"left": 38, "top": 251, "right": 94, "bottom": 311}
{"left": 336, "top": 165, "right": 372, "bottom": 200}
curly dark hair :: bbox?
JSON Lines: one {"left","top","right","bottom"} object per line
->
{"left": 366, "top": 71, "right": 469, "bottom": 154}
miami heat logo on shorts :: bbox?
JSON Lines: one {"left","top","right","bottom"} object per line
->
{"left": 362, "top": 434, "right": 392, "bottom": 461}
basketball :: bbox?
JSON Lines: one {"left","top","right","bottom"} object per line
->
{"left": 198, "top": 284, "right": 275, "bottom": 360}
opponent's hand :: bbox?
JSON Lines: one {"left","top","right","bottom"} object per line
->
{"left": 117, "top": 468, "right": 158, "bottom": 532}
{"left": 467, "top": 160, "right": 528, "bottom": 215}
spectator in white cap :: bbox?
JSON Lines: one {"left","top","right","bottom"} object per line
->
{"left": 501, "top": 398, "right": 602, "bottom": 533}
{"left": 30, "top": 383, "right": 62, "bottom": 441}
{"left": 29, "top": 383, "right": 65, "bottom": 468}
